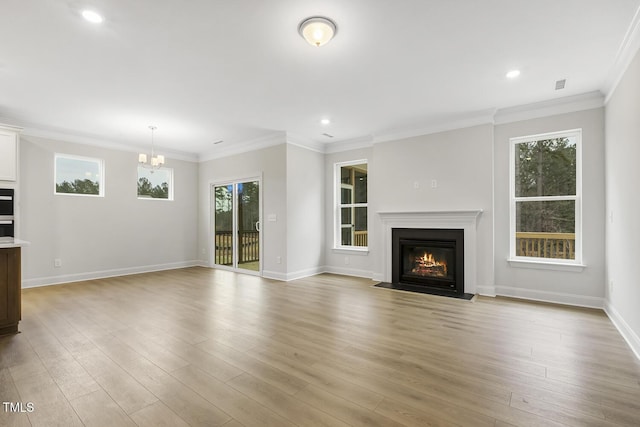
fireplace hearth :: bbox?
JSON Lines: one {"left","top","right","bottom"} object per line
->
{"left": 383, "top": 228, "right": 471, "bottom": 298}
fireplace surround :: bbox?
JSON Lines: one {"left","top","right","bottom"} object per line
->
{"left": 377, "top": 210, "right": 482, "bottom": 295}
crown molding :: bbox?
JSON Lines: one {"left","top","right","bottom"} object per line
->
{"left": 285, "top": 133, "right": 326, "bottom": 153}
{"left": 323, "top": 135, "right": 374, "bottom": 154}
{"left": 0, "top": 123, "right": 24, "bottom": 132}
{"left": 198, "top": 131, "right": 286, "bottom": 162}
{"left": 493, "top": 91, "right": 604, "bottom": 125}
{"left": 372, "top": 109, "right": 496, "bottom": 144}
{"left": 603, "top": 4, "right": 640, "bottom": 103}
{"left": 1, "top": 118, "right": 199, "bottom": 162}
{"left": 23, "top": 127, "right": 199, "bottom": 162}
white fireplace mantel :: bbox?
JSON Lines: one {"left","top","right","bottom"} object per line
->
{"left": 377, "top": 210, "right": 483, "bottom": 294}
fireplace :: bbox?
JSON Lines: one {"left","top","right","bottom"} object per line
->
{"left": 392, "top": 228, "right": 464, "bottom": 296}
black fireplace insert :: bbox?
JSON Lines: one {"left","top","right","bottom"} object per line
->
{"left": 392, "top": 228, "right": 464, "bottom": 296}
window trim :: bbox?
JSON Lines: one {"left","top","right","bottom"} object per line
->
{"left": 54, "top": 153, "right": 105, "bottom": 197}
{"left": 137, "top": 165, "right": 174, "bottom": 201}
{"left": 334, "top": 159, "right": 368, "bottom": 251}
{"left": 508, "top": 129, "right": 583, "bottom": 267}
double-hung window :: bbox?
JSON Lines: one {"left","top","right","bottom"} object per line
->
{"left": 335, "top": 161, "right": 368, "bottom": 249}
{"left": 509, "top": 129, "right": 582, "bottom": 265}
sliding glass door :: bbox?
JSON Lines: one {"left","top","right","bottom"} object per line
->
{"left": 213, "top": 179, "right": 261, "bottom": 273}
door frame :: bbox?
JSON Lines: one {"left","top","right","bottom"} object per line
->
{"left": 210, "top": 175, "right": 263, "bottom": 276}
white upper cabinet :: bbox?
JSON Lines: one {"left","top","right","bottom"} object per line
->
{"left": 0, "top": 126, "right": 20, "bottom": 182}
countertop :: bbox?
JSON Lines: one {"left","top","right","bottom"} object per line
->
{"left": 0, "top": 237, "right": 30, "bottom": 248}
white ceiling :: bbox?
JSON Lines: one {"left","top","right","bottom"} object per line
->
{"left": 2, "top": 0, "right": 639, "bottom": 159}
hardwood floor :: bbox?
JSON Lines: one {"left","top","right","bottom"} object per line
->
{"left": 1, "top": 267, "right": 640, "bottom": 426}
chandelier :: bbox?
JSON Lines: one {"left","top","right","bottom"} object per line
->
{"left": 138, "top": 126, "right": 165, "bottom": 170}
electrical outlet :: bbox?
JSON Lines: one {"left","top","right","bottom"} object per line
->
{"left": 54, "top": 258, "right": 62, "bottom": 268}
{"left": 431, "top": 179, "right": 438, "bottom": 188}
{"left": 413, "top": 181, "right": 419, "bottom": 189}
{"left": 344, "top": 256, "right": 350, "bottom": 265}
{"left": 276, "top": 256, "right": 281, "bottom": 264}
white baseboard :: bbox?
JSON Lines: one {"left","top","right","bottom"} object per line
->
{"left": 263, "top": 266, "right": 334, "bottom": 282}
{"left": 604, "top": 301, "right": 640, "bottom": 361}
{"left": 324, "top": 266, "right": 373, "bottom": 279}
{"left": 262, "top": 270, "right": 288, "bottom": 281}
{"left": 476, "top": 285, "right": 496, "bottom": 297}
{"left": 494, "top": 285, "right": 604, "bottom": 309}
{"left": 265, "top": 266, "right": 373, "bottom": 282}
{"left": 21, "top": 260, "right": 202, "bottom": 288}
{"left": 284, "top": 266, "right": 326, "bottom": 281}
{"left": 372, "top": 273, "right": 384, "bottom": 282}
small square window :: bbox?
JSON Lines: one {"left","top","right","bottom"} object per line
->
{"left": 137, "top": 166, "right": 173, "bottom": 200}
{"left": 55, "top": 154, "right": 104, "bottom": 197}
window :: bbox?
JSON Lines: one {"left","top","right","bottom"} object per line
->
{"left": 510, "top": 129, "right": 581, "bottom": 264}
{"left": 137, "top": 166, "right": 173, "bottom": 200}
{"left": 335, "top": 160, "right": 367, "bottom": 249}
{"left": 55, "top": 154, "right": 104, "bottom": 196}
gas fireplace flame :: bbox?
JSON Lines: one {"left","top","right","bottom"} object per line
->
{"left": 412, "top": 252, "right": 448, "bottom": 277}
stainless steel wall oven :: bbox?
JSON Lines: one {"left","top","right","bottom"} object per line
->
{"left": 0, "top": 188, "right": 15, "bottom": 237}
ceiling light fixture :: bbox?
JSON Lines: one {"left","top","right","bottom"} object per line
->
{"left": 321, "top": 118, "right": 331, "bottom": 125}
{"left": 139, "top": 126, "right": 165, "bottom": 171}
{"left": 298, "top": 16, "right": 337, "bottom": 47}
{"left": 81, "top": 10, "right": 104, "bottom": 24}
{"left": 506, "top": 69, "right": 521, "bottom": 79}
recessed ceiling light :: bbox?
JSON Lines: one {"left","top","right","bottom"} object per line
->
{"left": 321, "top": 118, "right": 330, "bottom": 125}
{"left": 506, "top": 69, "right": 521, "bottom": 79}
{"left": 82, "top": 10, "right": 104, "bottom": 24}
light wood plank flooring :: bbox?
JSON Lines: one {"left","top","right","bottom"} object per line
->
{"left": 2, "top": 267, "right": 640, "bottom": 426}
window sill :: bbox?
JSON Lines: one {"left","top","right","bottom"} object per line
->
{"left": 332, "top": 247, "right": 369, "bottom": 255}
{"left": 507, "top": 257, "right": 586, "bottom": 272}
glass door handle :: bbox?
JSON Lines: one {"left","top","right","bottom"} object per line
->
{"left": 255, "top": 221, "right": 261, "bottom": 232}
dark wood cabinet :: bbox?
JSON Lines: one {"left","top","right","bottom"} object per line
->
{"left": 0, "top": 247, "right": 21, "bottom": 335}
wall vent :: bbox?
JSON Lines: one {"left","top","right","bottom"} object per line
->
{"left": 555, "top": 79, "right": 566, "bottom": 90}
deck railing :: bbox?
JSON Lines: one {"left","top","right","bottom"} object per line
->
{"left": 516, "top": 232, "right": 575, "bottom": 259}
{"left": 215, "top": 231, "right": 259, "bottom": 265}
{"left": 354, "top": 231, "right": 368, "bottom": 247}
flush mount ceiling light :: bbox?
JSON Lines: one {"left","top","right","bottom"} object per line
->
{"left": 139, "top": 126, "right": 165, "bottom": 171}
{"left": 81, "top": 10, "right": 104, "bottom": 24}
{"left": 321, "top": 118, "right": 331, "bottom": 125}
{"left": 506, "top": 69, "right": 521, "bottom": 79}
{"left": 298, "top": 16, "right": 337, "bottom": 47}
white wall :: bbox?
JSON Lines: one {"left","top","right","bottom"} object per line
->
{"left": 370, "top": 124, "right": 495, "bottom": 289}
{"left": 324, "top": 147, "right": 374, "bottom": 278}
{"left": 493, "top": 108, "right": 606, "bottom": 307}
{"left": 198, "top": 143, "right": 288, "bottom": 278}
{"left": 285, "top": 144, "right": 325, "bottom": 278}
{"left": 20, "top": 135, "right": 199, "bottom": 287}
{"left": 605, "top": 47, "right": 640, "bottom": 357}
